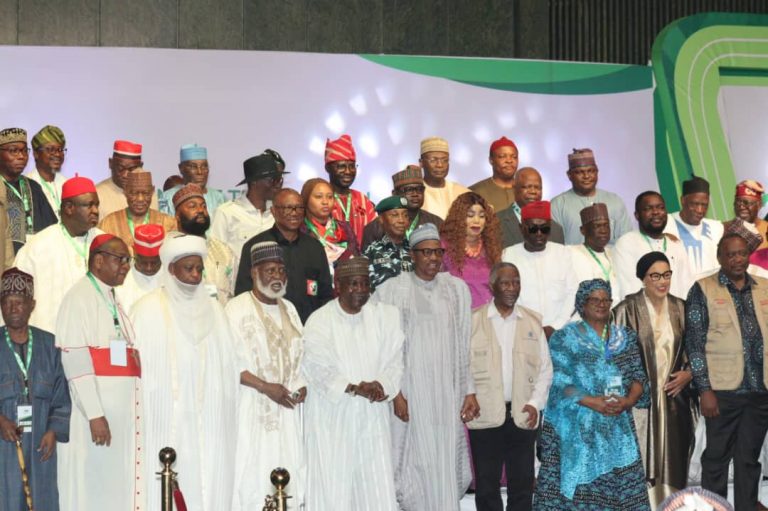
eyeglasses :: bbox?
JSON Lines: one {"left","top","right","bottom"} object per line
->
{"left": 0, "top": 146, "right": 30, "bottom": 156}
{"left": 647, "top": 270, "right": 673, "bottom": 281}
{"left": 399, "top": 185, "right": 425, "bottom": 194}
{"left": 412, "top": 248, "right": 445, "bottom": 257}
{"left": 527, "top": 225, "right": 551, "bottom": 234}
{"left": 586, "top": 297, "right": 612, "bottom": 306}
{"left": 274, "top": 205, "right": 306, "bottom": 213}
{"left": 424, "top": 157, "right": 448, "bottom": 165}
{"left": 96, "top": 250, "right": 131, "bottom": 265}
{"left": 37, "top": 146, "right": 67, "bottom": 155}
{"left": 735, "top": 198, "right": 759, "bottom": 207}
{"left": 331, "top": 162, "right": 358, "bottom": 172}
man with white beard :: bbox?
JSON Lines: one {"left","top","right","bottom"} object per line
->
{"left": 131, "top": 233, "right": 242, "bottom": 511}
{"left": 226, "top": 241, "right": 306, "bottom": 510}
{"left": 115, "top": 223, "right": 165, "bottom": 311}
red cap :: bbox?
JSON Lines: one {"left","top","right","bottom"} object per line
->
{"left": 736, "top": 179, "right": 764, "bottom": 200}
{"left": 61, "top": 174, "right": 97, "bottom": 200}
{"left": 113, "top": 140, "right": 142, "bottom": 158}
{"left": 133, "top": 224, "right": 165, "bottom": 257}
{"left": 521, "top": 200, "right": 551, "bottom": 221}
{"left": 324, "top": 134, "right": 356, "bottom": 163}
{"left": 90, "top": 233, "right": 116, "bottom": 254}
{"left": 489, "top": 136, "right": 517, "bottom": 156}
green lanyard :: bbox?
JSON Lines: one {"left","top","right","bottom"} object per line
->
{"left": 4, "top": 328, "right": 33, "bottom": 396}
{"left": 3, "top": 177, "right": 33, "bottom": 232}
{"left": 126, "top": 209, "right": 150, "bottom": 239}
{"left": 86, "top": 272, "right": 123, "bottom": 338}
{"left": 642, "top": 233, "right": 667, "bottom": 253}
{"left": 60, "top": 224, "right": 88, "bottom": 266}
{"left": 304, "top": 218, "right": 347, "bottom": 248}
{"left": 40, "top": 179, "right": 61, "bottom": 211}
{"left": 334, "top": 193, "right": 352, "bottom": 221}
{"left": 405, "top": 212, "right": 420, "bottom": 240}
{"left": 585, "top": 245, "right": 613, "bottom": 282}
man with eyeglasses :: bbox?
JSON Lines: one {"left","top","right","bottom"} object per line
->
{"left": 324, "top": 134, "right": 376, "bottom": 247}
{"left": 469, "top": 136, "right": 519, "bottom": 213}
{"left": 235, "top": 188, "right": 332, "bottom": 323}
{"left": 96, "top": 140, "right": 159, "bottom": 220}
{"left": 98, "top": 170, "right": 177, "bottom": 253}
{"left": 55, "top": 233, "right": 143, "bottom": 511}
{"left": 26, "top": 125, "right": 68, "bottom": 219}
{"left": 0, "top": 127, "right": 57, "bottom": 253}
{"left": 725, "top": 179, "right": 768, "bottom": 251}
{"left": 15, "top": 175, "right": 104, "bottom": 333}
{"left": 361, "top": 165, "right": 443, "bottom": 250}
{"left": 501, "top": 200, "right": 578, "bottom": 339}
{"left": 614, "top": 191, "right": 693, "bottom": 301}
{"left": 551, "top": 148, "right": 633, "bottom": 245}
{"left": 161, "top": 143, "right": 228, "bottom": 220}
{"left": 173, "top": 183, "right": 235, "bottom": 305}
{"left": 685, "top": 232, "right": 768, "bottom": 511}
{"left": 419, "top": 137, "right": 469, "bottom": 220}
{"left": 496, "top": 166, "right": 565, "bottom": 247}
{"left": 374, "top": 223, "right": 479, "bottom": 511}
{"left": 210, "top": 152, "right": 283, "bottom": 258}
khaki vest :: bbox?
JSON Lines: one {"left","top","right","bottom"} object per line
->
{"left": 467, "top": 302, "right": 544, "bottom": 430}
{"left": 699, "top": 273, "right": 768, "bottom": 390}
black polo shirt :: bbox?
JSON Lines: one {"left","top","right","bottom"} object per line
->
{"left": 235, "top": 225, "right": 333, "bottom": 323}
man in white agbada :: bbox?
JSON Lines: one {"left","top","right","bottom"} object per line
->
{"left": 374, "top": 223, "right": 479, "bottom": 511}
{"left": 16, "top": 175, "right": 103, "bottom": 333}
{"left": 55, "top": 234, "right": 144, "bottom": 511}
{"left": 225, "top": 241, "right": 306, "bottom": 510}
{"left": 502, "top": 201, "right": 578, "bottom": 338}
{"left": 302, "top": 256, "right": 404, "bottom": 511}
{"left": 569, "top": 203, "right": 621, "bottom": 306}
{"left": 115, "top": 223, "right": 165, "bottom": 312}
{"left": 663, "top": 176, "right": 723, "bottom": 278}
{"left": 614, "top": 191, "right": 694, "bottom": 301}
{"left": 131, "top": 233, "right": 241, "bottom": 511}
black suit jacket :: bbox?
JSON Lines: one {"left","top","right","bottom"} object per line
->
{"left": 497, "top": 203, "right": 565, "bottom": 248}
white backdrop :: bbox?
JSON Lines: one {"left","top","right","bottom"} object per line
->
{"left": 0, "top": 46, "right": 656, "bottom": 209}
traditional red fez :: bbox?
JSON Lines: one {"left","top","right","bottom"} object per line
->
{"left": 736, "top": 179, "right": 764, "bottom": 200}
{"left": 61, "top": 174, "right": 97, "bottom": 200}
{"left": 324, "top": 134, "right": 356, "bottom": 163}
{"left": 113, "top": 140, "right": 142, "bottom": 158}
{"left": 521, "top": 200, "right": 551, "bottom": 221}
{"left": 489, "top": 136, "right": 517, "bottom": 156}
{"left": 90, "top": 233, "right": 117, "bottom": 254}
{"left": 133, "top": 224, "right": 165, "bottom": 257}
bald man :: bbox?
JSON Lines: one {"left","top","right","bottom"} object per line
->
{"left": 496, "top": 167, "right": 565, "bottom": 248}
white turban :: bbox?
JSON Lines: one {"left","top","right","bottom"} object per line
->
{"left": 160, "top": 231, "right": 208, "bottom": 265}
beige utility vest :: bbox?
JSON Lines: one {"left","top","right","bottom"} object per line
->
{"left": 699, "top": 273, "right": 768, "bottom": 390}
{"left": 467, "top": 302, "right": 544, "bottom": 430}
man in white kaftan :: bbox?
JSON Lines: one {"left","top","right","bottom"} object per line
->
{"left": 663, "top": 177, "right": 723, "bottom": 279}
{"left": 501, "top": 201, "right": 578, "bottom": 336}
{"left": 374, "top": 223, "right": 479, "bottom": 511}
{"left": 131, "top": 233, "right": 241, "bottom": 511}
{"left": 614, "top": 191, "right": 694, "bottom": 301}
{"left": 569, "top": 203, "right": 621, "bottom": 305}
{"left": 302, "top": 256, "right": 404, "bottom": 511}
{"left": 55, "top": 234, "right": 144, "bottom": 511}
{"left": 15, "top": 175, "right": 103, "bottom": 332}
{"left": 226, "top": 241, "right": 306, "bottom": 510}
{"left": 115, "top": 223, "right": 165, "bottom": 312}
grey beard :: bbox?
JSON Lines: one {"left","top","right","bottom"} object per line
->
{"left": 256, "top": 279, "right": 286, "bottom": 300}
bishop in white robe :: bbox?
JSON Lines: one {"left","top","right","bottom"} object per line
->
{"left": 55, "top": 234, "right": 144, "bottom": 511}
{"left": 131, "top": 233, "right": 241, "bottom": 511}
{"left": 302, "top": 257, "right": 404, "bottom": 511}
